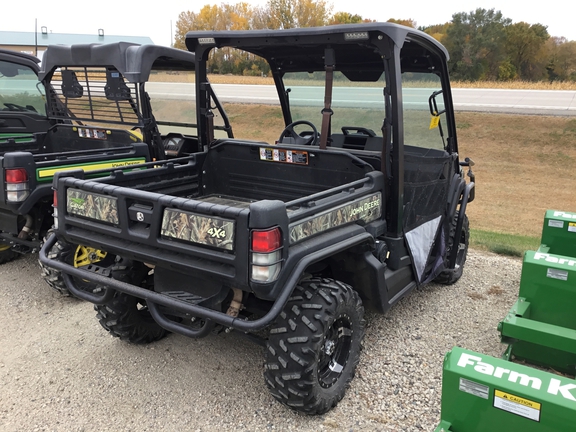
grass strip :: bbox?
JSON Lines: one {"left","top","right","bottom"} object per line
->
{"left": 470, "top": 229, "right": 540, "bottom": 257}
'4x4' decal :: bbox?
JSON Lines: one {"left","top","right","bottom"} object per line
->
{"left": 208, "top": 226, "right": 227, "bottom": 239}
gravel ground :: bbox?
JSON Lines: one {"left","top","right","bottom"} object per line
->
{"left": 0, "top": 250, "right": 522, "bottom": 431}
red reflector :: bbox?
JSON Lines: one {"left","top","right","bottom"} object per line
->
{"left": 5, "top": 168, "right": 28, "bottom": 184}
{"left": 53, "top": 190, "right": 58, "bottom": 207}
{"left": 252, "top": 228, "right": 281, "bottom": 253}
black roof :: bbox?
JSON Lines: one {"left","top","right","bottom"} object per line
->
{"left": 38, "top": 42, "right": 196, "bottom": 82}
{"left": 0, "top": 49, "right": 41, "bottom": 65}
{"left": 185, "top": 23, "right": 449, "bottom": 75}
{"left": 0, "top": 49, "right": 41, "bottom": 76}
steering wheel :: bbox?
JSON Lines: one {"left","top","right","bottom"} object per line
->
{"left": 3, "top": 103, "right": 37, "bottom": 113}
{"left": 278, "top": 120, "right": 318, "bottom": 145}
{"left": 341, "top": 126, "right": 376, "bottom": 137}
{"left": 3, "top": 103, "right": 26, "bottom": 111}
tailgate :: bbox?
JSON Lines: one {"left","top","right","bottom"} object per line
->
{"left": 54, "top": 159, "right": 254, "bottom": 285}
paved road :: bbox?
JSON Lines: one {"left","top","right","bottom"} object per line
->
{"left": 451, "top": 88, "right": 576, "bottom": 116}
{"left": 146, "top": 82, "right": 576, "bottom": 116}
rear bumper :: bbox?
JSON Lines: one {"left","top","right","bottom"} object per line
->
{"left": 39, "top": 230, "right": 374, "bottom": 336}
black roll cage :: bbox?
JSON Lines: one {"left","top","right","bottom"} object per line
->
{"left": 185, "top": 23, "right": 459, "bottom": 237}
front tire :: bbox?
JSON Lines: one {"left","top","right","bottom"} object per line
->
{"left": 264, "top": 278, "right": 365, "bottom": 415}
{"left": 434, "top": 212, "right": 469, "bottom": 285}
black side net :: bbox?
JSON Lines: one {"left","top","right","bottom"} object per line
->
{"left": 403, "top": 149, "right": 453, "bottom": 232}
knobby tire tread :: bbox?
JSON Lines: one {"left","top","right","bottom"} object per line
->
{"left": 264, "top": 278, "right": 365, "bottom": 415}
{"left": 434, "top": 213, "right": 470, "bottom": 285}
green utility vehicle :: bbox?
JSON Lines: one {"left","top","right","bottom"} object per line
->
{"left": 40, "top": 23, "right": 475, "bottom": 413}
{"left": 0, "top": 43, "right": 211, "bottom": 293}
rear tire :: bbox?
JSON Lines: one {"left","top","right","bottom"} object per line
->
{"left": 264, "top": 278, "right": 365, "bottom": 415}
{"left": 95, "top": 260, "right": 167, "bottom": 344}
{"left": 95, "top": 293, "right": 168, "bottom": 344}
{"left": 434, "top": 212, "right": 469, "bottom": 285}
{"left": 40, "top": 229, "right": 114, "bottom": 297}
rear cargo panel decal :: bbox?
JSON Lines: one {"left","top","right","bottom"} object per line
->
{"left": 259, "top": 147, "right": 308, "bottom": 165}
{"left": 289, "top": 192, "right": 381, "bottom": 244}
{"left": 161, "top": 208, "right": 235, "bottom": 251}
{"left": 67, "top": 189, "right": 119, "bottom": 224}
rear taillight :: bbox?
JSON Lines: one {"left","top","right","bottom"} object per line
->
{"left": 53, "top": 190, "right": 58, "bottom": 228}
{"left": 5, "top": 168, "right": 29, "bottom": 203}
{"left": 251, "top": 227, "right": 282, "bottom": 283}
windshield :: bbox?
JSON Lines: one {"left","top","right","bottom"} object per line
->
{"left": 402, "top": 72, "right": 445, "bottom": 150}
{"left": 0, "top": 60, "right": 46, "bottom": 116}
{"left": 284, "top": 71, "right": 386, "bottom": 140}
{"left": 147, "top": 69, "right": 198, "bottom": 137}
{"left": 206, "top": 46, "right": 449, "bottom": 151}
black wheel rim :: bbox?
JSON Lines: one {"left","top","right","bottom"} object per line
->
{"left": 318, "top": 314, "right": 353, "bottom": 388}
{"left": 455, "top": 225, "right": 468, "bottom": 266}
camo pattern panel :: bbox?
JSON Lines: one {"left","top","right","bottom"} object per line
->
{"left": 161, "top": 208, "right": 235, "bottom": 251}
{"left": 67, "top": 188, "right": 119, "bottom": 224}
{"left": 289, "top": 192, "right": 382, "bottom": 244}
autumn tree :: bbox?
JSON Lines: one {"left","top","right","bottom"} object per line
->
{"left": 173, "top": 3, "right": 259, "bottom": 49}
{"left": 505, "top": 22, "right": 549, "bottom": 80}
{"left": 547, "top": 37, "right": 576, "bottom": 81}
{"left": 174, "top": 6, "right": 220, "bottom": 49}
{"left": 444, "top": 8, "right": 511, "bottom": 81}
{"left": 387, "top": 18, "right": 417, "bottom": 28}
{"left": 421, "top": 23, "right": 451, "bottom": 43}
{"left": 173, "top": 2, "right": 573, "bottom": 82}
{"left": 264, "top": 0, "right": 332, "bottom": 29}
{"left": 173, "top": 3, "right": 270, "bottom": 76}
{"left": 329, "top": 12, "right": 364, "bottom": 25}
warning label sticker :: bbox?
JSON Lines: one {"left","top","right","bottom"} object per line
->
{"left": 259, "top": 147, "right": 308, "bottom": 165}
{"left": 569, "top": 222, "right": 576, "bottom": 233}
{"left": 547, "top": 268, "right": 569, "bottom": 281}
{"left": 548, "top": 219, "right": 564, "bottom": 229}
{"left": 459, "top": 378, "right": 489, "bottom": 399}
{"left": 494, "top": 390, "right": 541, "bottom": 422}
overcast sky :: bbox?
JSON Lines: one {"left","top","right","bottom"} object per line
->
{"left": 4, "top": 0, "right": 576, "bottom": 47}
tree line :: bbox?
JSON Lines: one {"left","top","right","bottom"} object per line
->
{"left": 173, "top": 1, "right": 576, "bottom": 82}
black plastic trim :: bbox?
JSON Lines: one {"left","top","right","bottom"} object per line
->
{"left": 40, "top": 230, "right": 374, "bottom": 333}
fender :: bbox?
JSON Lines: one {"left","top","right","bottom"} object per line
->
{"left": 446, "top": 173, "right": 466, "bottom": 223}
{"left": 448, "top": 181, "right": 475, "bottom": 269}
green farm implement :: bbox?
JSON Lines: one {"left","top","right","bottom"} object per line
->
{"left": 437, "top": 209, "right": 576, "bottom": 431}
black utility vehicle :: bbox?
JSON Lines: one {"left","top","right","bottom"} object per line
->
{"left": 40, "top": 24, "right": 475, "bottom": 413}
{"left": 0, "top": 49, "right": 54, "bottom": 263}
{"left": 0, "top": 50, "right": 53, "bottom": 141}
{"left": 0, "top": 43, "right": 209, "bottom": 293}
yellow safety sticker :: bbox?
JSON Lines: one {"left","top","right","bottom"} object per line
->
{"left": 494, "top": 390, "right": 541, "bottom": 422}
{"left": 568, "top": 222, "right": 576, "bottom": 233}
{"left": 429, "top": 115, "right": 440, "bottom": 130}
{"left": 37, "top": 158, "right": 146, "bottom": 180}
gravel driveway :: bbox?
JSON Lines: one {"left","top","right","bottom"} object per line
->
{"left": 0, "top": 250, "right": 521, "bottom": 431}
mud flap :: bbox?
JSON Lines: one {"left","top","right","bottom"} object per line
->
{"left": 436, "top": 347, "right": 576, "bottom": 432}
